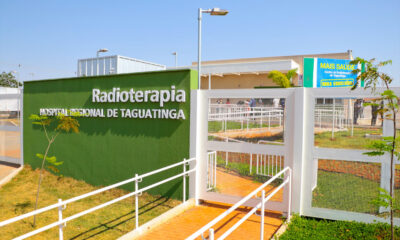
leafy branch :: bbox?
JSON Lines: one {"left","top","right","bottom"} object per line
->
{"left": 29, "top": 112, "right": 80, "bottom": 226}
{"left": 351, "top": 57, "right": 397, "bottom": 240}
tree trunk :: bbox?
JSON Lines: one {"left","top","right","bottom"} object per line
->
{"left": 32, "top": 141, "right": 52, "bottom": 226}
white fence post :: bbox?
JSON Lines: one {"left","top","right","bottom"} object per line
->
{"left": 209, "top": 228, "right": 214, "bottom": 240}
{"left": 58, "top": 199, "right": 64, "bottom": 240}
{"left": 260, "top": 190, "right": 265, "bottom": 240}
{"left": 224, "top": 118, "right": 227, "bottom": 132}
{"left": 250, "top": 153, "right": 252, "bottom": 174}
{"left": 183, "top": 159, "right": 186, "bottom": 202}
{"left": 256, "top": 154, "right": 259, "bottom": 175}
{"left": 268, "top": 112, "right": 271, "bottom": 131}
{"left": 20, "top": 87, "right": 24, "bottom": 166}
{"left": 288, "top": 169, "right": 292, "bottom": 220}
{"left": 135, "top": 173, "right": 139, "bottom": 229}
{"left": 213, "top": 152, "right": 216, "bottom": 188}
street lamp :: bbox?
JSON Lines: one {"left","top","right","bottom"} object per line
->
{"left": 96, "top": 48, "right": 108, "bottom": 75}
{"left": 198, "top": 8, "right": 229, "bottom": 89}
{"left": 96, "top": 48, "right": 108, "bottom": 58}
{"left": 172, "top": 52, "right": 178, "bottom": 67}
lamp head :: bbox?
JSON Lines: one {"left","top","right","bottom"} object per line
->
{"left": 210, "top": 8, "right": 229, "bottom": 16}
{"left": 97, "top": 48, "right": 109, "bottom": 53}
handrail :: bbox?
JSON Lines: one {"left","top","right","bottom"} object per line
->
{"left": 186, "top": 166, "right": 291, "bottom": 240}
{"left": 208, "top": 109, "right": 283, "bottom": 117}
{"left": 218, "top": 178, "right": 289, "bottom": 240}
{"left": 0, "top": 157, "right": 196, "bottom": 240}
{"left": 257, "top": 140, "right": 284, "bottom": 145}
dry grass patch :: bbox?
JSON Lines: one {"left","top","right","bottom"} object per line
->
{"left": 0, "top": 165, "right": 181, "bottom": 240}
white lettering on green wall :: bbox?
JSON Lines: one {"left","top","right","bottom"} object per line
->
{"left": 39, "top": 86, "right": 187, "bottom": 120}
{"left": 92, "top": 86, "right": 186, "bottom": 108}
{"left": 39, "top": 108, "right": 186, "bottom": 120}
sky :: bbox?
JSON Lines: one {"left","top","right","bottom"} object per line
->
{"left": 0, "top": 0, "right": 399, "bottom": 84}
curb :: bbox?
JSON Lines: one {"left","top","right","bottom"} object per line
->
{"left": 272, "top": 216, "right": 292, "bottom": 239}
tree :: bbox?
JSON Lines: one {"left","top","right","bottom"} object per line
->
{"left": 0, "top": 71, "right": 22, "bottom": 88}
{"left": 29, "top": 112, "right": 80, "bottom": 226}
{"left": 267, "top": 68, "right": 298, "bottom": 88}
{"left": 351, "top": 57, "right": 398, "bottom": 240}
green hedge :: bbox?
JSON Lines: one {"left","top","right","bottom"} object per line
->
{"left": 279, "top": 215, "right": 399, "bottom": 240}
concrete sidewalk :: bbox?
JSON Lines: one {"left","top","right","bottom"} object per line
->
{"left": 0, "top": 161, "right": 22, "bottom": 187}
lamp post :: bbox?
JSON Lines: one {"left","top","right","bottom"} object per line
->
{"left": 197, "top": 8, "right": 228, "bottom": 89}
{"left": 172, "top": 52, "right": 178, "bottom": 67}
{"left": 96, "top": 48, "right": 108, "bottom": 75}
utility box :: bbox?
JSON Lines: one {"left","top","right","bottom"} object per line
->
{"left": 77, "top": 55, "right": 166, "bottom": 77}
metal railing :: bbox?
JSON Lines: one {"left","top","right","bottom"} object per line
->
{"left": 186, "top": 166, "right": 292, "bottom": 240}
{"left": 256, "top": 154, "right": 284, "bottom": 179}
{"left": 209, "top": 110, "right": 284, "bottom": 136}
{"left": 209, "top": 108, "right": 284, "bottom": 122}
{"left": 0, "top": 157, "right": 196, "bottom": 240}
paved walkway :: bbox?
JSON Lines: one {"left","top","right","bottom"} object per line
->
{"left": 0, "top": 130, "right": 20, "bottom": 158}
{"left": 216, "top": 168, "right": 283, "bottom": 201}
{"left": 0, "top": 161, "right": 20, "bottom": 182}
{"left": 139, "top": 201, "right": 283, "bottom": 240}
{"left": 213, "top": 126, "right": 284, "bottom": 140}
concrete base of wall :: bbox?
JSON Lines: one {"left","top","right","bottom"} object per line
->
{"left": 118, "top": 198, "right": 195, "bottom": 240}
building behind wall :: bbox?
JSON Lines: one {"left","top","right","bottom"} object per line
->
{"left": 77, "top": 55, "right": 166, "bottom": 77}
{"left": 187, "top": 50, "right": 353, "bottom": 89}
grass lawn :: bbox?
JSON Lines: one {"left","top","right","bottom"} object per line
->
{"left": 0, "top": 165, "right": 181, "bottom": 240}
{"left": 278, "top": 215, "right": 400, "bottom": 240}
{"left": 312, "top": 170, "right": 380, "bottom": 214}
{"left": 315, "top": 127, "right": 400, "bottom": 150}
{"left": 314, "top": 127, "right": 383, "bottom": 149}
{"left": 312, "top": 170, "right": 400, "bottom": 217}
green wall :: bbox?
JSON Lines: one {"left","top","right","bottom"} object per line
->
{"left": 23, "top": 69, "right": 197, "bottom": 199}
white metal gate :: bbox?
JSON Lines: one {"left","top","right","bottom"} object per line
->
{"left": 192, "top": 89, "right": 295, "bottom": 213}
{"left": 191, "top": 87, "right": 400, "bottom": 225}
{"left": 301, "top": 87, "right": 400, "bottom": 225}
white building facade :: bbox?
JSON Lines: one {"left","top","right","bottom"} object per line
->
{"left": 77, "top": 55, "right": 166, "bottom": 77}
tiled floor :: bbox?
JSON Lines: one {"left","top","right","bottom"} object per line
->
{"left": 216, "top": 168, "right": 283, "bottom": 201}
{"left": 137, "top": 166, "right": 285, "bottom": 239}
{"left": 139, "top": 201, "right": 283, "bottom": 240}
